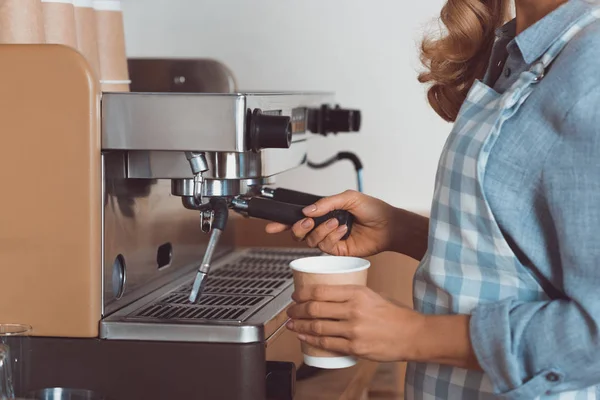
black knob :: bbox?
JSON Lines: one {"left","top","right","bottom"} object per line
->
{"left": 308, "top": 104, "right": 362, "bottom": 135}
{"left": 249, "top": 109, "right": 292, "bottom": 152}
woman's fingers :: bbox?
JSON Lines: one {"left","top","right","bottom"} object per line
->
{"left": 287, "top": 319, "right": 354, "bottom": 339}
{"left": 265, "top": 222, "right": 290, "bottom": 234}
{"left": 265, "top": 216, "right": 347, "bottom": 251}
{"left": 292, "top": 285, "right": 358, "bottom": 303}
{"left": 293, "top": 217, "right": 348, "bottom": 248}
{"left": 267, "top": 219, "right": 315, "bottom": 241}
{"left": 302, "top": 190, "right": 360, "bottom": 218}
{"left": 318, "top": 224, "right": 350, "bottom": 253}
{"left": 305, "top": 218, "right": 339, "bottom": 248}
{"left": 300, "top": 190, "right": 359, "bottom": 247}
{"left": 287, "top": 300, "right": 352, "bottom": 320}
{"left": 290, "top": 218, "right": 315, "bottom": 241}
{"left": 266, "top": 190, "right": 361, "bottom": 246}
{"left": 297, "top": 334, "right": 352, "bottom": 355}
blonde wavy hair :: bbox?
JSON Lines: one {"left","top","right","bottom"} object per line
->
{"left": 419, "top": 0, "right": 512, "bottom": 122}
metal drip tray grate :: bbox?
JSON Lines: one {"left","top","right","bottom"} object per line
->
{"left": 246, "top": 248, "right": 324, "bottom": 258}
{"left": 126, "top": 247, "right": 322, "bottom": 323}
{"left": 129, "top": 293, "right": 270, "bottom": 322}
{"left": 177, "top": 248, "right": 322, "bottom": 296}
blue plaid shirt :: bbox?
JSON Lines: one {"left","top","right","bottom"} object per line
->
{"left": 470, "top": 0, "right": 600, "bottom": 395}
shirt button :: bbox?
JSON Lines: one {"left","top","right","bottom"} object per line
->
{"left": 546, "top": 372, "right": 560, "bottom": 382}
{"left": 504, "top": 67, "right": 512, "bottom": 77}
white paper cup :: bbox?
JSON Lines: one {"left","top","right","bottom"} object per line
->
{"left": 289, "top": 256, "right": 370, "bottom": 369}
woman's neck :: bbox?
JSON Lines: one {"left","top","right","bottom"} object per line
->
{"left": 515, "top": 0, "right": 569, "bottom": 34}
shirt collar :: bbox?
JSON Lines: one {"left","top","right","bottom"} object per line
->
{"left": 494, "top": 0, "right": 597, "bottom": 64}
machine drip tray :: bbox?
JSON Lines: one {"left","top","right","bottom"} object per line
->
{"left": 178, "top": 259, "right": 291, "bottom": 296}
{"left": 129, "top": 293, "right": 271, "bottom": 323}
{"left": 101, "top": 247, "right": 322, "bottom": 343}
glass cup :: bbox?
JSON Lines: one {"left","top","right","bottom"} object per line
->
{"left": 0, "top": 324, "right": 32, "bottom": 399}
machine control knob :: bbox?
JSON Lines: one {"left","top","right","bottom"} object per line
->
{"left": 308, "top": 104, "right": 362, "bottom": 135}
{"left": 248, "top": 108, "right": 292, "bottom": 152}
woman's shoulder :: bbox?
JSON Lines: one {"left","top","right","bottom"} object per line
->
{"left": 553, "top": 19, "right": 600, "bottom": 90}
{"left": 566, "top": 16, "right": 600, "bottom": 59}
{"left": 539, "top": 19, "right": 600, "bottom": 117}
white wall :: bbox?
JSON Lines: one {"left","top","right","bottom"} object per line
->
{"left": 121, "top": 0, "right": 449, "bottom": 214}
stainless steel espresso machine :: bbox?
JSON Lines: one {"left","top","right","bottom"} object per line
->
{"left": 0, "top": 47, "right": 361, "bottom": 400}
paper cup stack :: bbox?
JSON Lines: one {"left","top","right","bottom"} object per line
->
{"left": 93, "top": 0, "right": 130, "bottom": 92}
{"left": 0, "top": 0, "right": 45, "bottom": 43}
{"left": 0, "top": 0, "right": 130, "bottom": 91}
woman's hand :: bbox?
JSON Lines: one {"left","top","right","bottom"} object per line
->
{"left": 265, "top": 190, "right": 399, "bottom": 258}
{"left": 285, "top": 284, "right": 425, "bottom": 362}
{"left": 286, "top": 284, "right": 482, "bottom": 369}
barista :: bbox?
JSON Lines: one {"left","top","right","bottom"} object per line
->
{"left": 267, "top": 0, "right": 600, "bottom": 398}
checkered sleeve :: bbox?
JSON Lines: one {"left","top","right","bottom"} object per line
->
{"left": 470, "top": 87, "right": 600, "bottom": 399}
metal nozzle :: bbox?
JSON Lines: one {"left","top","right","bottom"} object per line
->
{"left": 189, "top": 228, "right": 223, "bottom": 303}
{"left": 259, "top": 187, "right": 276, "bottom": 199}
{"left": 184, "top": 152, "right": 209, "bottom": 205}
{"left": 230, "top": 197, "right": 249, "bottom": 211}
{"left": 189, "top": 272, "right": 208, "bottom": 304}
{"left": 185, "top": 152, "right": 209, "bottom": 175}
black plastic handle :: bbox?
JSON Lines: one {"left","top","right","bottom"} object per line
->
{"left": 247, "top": 198, "right": 353, "bottom": 240}
{"left": 268, "top": 188, "right": 322, "bottom": 206}
{"left": 308, "top": 104, "right": 362, "bottom": 135}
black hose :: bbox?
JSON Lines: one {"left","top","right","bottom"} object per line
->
{"left": 307, "top": 151, "right": 363, "bottom": 170}
{"left": 307, "top": 151, "right": 364, "bottom": 192}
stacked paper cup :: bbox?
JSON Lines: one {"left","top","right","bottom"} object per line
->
{"left": 41, "top": 0, "right": 77, "bottom": 47}
{"left": 73, "top": 0, "right": 101, "bottom": 78}
{"left": 93, "top": 0, "right": 130, "bottom": 92}
{"left": 0, "top": 0, "right": 45, "bottom": 43}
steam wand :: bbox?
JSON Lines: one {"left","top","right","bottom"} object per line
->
{"left": 189, "top": 197, "right": 229, "bottom": 303}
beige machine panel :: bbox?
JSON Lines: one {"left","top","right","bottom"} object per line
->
{"left": 0, "top": 44, "right": 101, "bottom": 337}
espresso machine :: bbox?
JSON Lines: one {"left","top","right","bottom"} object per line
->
{"left": 0, "top": 46, "right": 361, "bottom": 399}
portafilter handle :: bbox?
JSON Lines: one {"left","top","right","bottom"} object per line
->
{"left": 260, "top": 187, "right": 322, "bottom": 206}
{"left": 231, "top": 197, "right": 353, "bottom": 240}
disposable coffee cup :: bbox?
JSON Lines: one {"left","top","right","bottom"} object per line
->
{"left": 93, "top": 0, "right": 130, "bottom": 92}
{"left": 41, "top": 0, "right": 77, "bottom": 48}
{"left": 0, "top": 0, "right": 45, "bottom": 43}
{"left": 74, "top": 0, "right": 101, "bottom": 77}
{"left": 289, "top": 256, "right": 370, "bottom": 369}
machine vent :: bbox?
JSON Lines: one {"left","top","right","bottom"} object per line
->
{"left": 127, "top": 247, "right": 322, "bottom": 323}
{"left": 247, "top": 248, "right": 324, "bottom": 258}
{"left": 178, "top": 249, "right": 322, "bottom": 296}
{"left": 130, "top": 293, "right": 269, "bottom": 322}
{"left": 161, "top": 292, "right": 265, "bottom": 307}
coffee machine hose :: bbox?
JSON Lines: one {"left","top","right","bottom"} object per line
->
{"left": 307, "top": 151, "right": 363, "bottom": 193}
